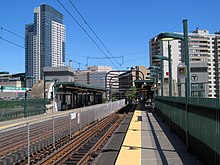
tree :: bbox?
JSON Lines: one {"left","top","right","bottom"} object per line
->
{"left": 126, "top": 86, "right": 137, "bottom": 103}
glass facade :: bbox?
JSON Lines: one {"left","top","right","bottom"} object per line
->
{"left": 25, "top": 24, "right": 34, "bottom": 87}
{"left": 40, "top": 4, "right": 64, "bottom": 68}
{"left": 25, "top": 4, "right": 66, "bottom": 86}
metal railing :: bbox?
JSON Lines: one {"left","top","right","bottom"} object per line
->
{"left": 155, "top": 96, "right": 220, "bottom": 165}
{"left": 0, "top": 99, "right": 47, "bottom": 121}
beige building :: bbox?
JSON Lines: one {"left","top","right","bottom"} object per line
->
{"left": 75, "top": 66, "right": 112, "bottom": 88}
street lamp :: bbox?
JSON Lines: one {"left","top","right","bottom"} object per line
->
{"left": 149, "top": 66, "right": 160, "bottom": 96}
{"left": 157, "top": 32, "right": 184, "bottom": 41}
{"left": 156, "top": 32, "right": 184, "bottom": 98}
{"left": 156, "top": 32, "right": 184, "bottom": 134}
{"left": 152, "top": 56, "right": 169, "bottom": 96}
{"left": 155, "top": 20, "right": 190, "bottom": 149}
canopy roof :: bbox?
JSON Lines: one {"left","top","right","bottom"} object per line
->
{"left": 55, "top": 81, "right": 108, "bottom": 93}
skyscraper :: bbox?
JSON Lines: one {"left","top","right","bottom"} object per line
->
{"left": 25, "top": 4, "right": 66, "bottom": 87}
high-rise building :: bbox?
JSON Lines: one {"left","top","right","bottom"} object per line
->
{"left": 149, "top": 29, "right": 220, "bottom": 98}
{"left": 25, "top": 4, "right": 66, "bottom": 87}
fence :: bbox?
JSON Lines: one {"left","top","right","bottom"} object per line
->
{"left": 155, "top": 96, "right": 220, "bottom": 165}
{"left": 0, "top": 99, "right": 47, "bottom": 121}
{"left": 0, "top": 99, "right": 126, "bottom": 164}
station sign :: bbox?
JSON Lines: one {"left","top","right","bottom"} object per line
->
{"left": 0, "top": 86, "right": 28, "bottom": 93}
{"left": 71, "top": 113, "right": 76, "bottom": 119}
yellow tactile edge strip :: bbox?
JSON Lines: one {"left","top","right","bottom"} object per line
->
{"left": 115, "top": 109, "right": 142, "bottom": 165}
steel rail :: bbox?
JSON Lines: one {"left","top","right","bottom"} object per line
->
{"left": 37, "top": 114, "right": 117, "bottom": 164}
{"left": 76, "top": 114, "right": 125, "bottom": 165}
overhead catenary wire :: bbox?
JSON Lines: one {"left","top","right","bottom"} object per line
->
{"left": 57, "top": 0, "right": 119, "bottom": 70}
{"left": 0, "top": 27, "right": 24, "bottom": 48}
{"left": 86, "top": 56, "right": 124, "bottom": 66}
{"left": 66, "top": 55, "right": 87, "bottom": 70}
{"left": 0, "top": 37, "right": 24, "bottom": 49}
{"left": 166, "top": 21, "right": 182, "bottom": 32}
{"left": 68, "top": 0, "right": 123, "bottom": 67}
{"left": 0, "top": 27, "right": 24, "bottom": 39}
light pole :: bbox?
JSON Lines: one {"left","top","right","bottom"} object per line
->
{"left": 43, "top": 74, "right": 47, "bottom": 114}
{"left": 168, "top": 42, "right": 172, "bottom": 97}
{"left": 156, "top": 32, "right": 184, "bottom": 98}
{"left": 183, "top": 20, "right": 190, "bottom": 99}
{"left": 156, "top": 32, "right": 184, "bottom": 131}
{"left": 154, "top": 20, "right": 190, "bottom": 149}
{"left": 183, "top": 19, "right": 190, "bottom": 151}
{"left": 149, "top": 66, "right": 160, "bottom": 96}
{"left": 152, "top": 56, "right": 169, "bottom": 96}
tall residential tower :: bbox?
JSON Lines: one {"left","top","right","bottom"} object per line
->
{"left": 25, "top": 4, "right": 66, "bottom": 87}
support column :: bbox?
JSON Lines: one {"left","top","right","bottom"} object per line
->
{"left": 71, "top": 92, "right": 74, "bottom": 109}
{"left": 85, "top": 92, "right": 87, "bottom": 106}
{"left": 76, "top": 93, "right": 78, "bottom": 108}
{"left": 93, "top": 92, "right": 96, "bottom": 105}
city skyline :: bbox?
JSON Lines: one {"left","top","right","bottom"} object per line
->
{"left": 25, "top": 4, "right": 66, "bottom": 87}
{"left": 1, "top": 0, "right": 220, "bottom": 73}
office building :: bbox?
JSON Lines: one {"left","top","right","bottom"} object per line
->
{"left": 74, "top": 66, "right": 112, "bottom": 88}
{"left": 25, "top": 4, "right": 66, "bottom": 87}
{"left": 43, "top": 66, "right": 74, "bottom": 82}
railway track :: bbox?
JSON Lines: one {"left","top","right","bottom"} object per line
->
{"left": 0, "top": 116, "right": 70, "bottom": 158}
{"left": 17, "top": 114, "right": 125, "bottom": 164}
{"left": 16, "top": 113, "right": 125, "bottom": 165}
{"left": 0, "top": 102, "right": 130, "bottom": 165}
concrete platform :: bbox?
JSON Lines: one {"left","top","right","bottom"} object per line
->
{"left": 115, "top": 103, "right": 202, "bottom": 165}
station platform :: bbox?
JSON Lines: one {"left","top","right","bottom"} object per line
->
{"left": 115, "top": 103, "right": 201, "bottom": 165}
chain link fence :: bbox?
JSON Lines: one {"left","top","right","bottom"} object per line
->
{"left": 0, "top": 99, "right": 125, "bottom": 164}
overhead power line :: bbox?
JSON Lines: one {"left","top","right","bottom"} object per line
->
{"left": 57, "top": 0, "right": 119, "bottom": 69}
{"left": 68, "top": 0, "right": 122, "bottom": 66}
{"left": 0, "top": 27, "right": 24, "bottom": 39}
{"left": 0, "top": 27, "right": 24, "bottom": 48}
{"left": 66, "top": 55, "right": 87, "bottom": 70}
{"left": 0, "top": 37, "right": 24, "bottom": 49}
{"left": 86, "top": 56, "right": 124, "bottom": 66}
{"left": 166, "top": 21, "right": 182, "bottom": 32}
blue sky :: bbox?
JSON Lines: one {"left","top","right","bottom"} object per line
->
{"left": 1, "top": 0, "right": 220, "bottom": 73}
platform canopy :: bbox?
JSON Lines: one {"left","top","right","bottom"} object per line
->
{"left": 134, "top": 79, "right": 154, "bottom": 87}
{"left": 55, "top": 82, "right": 108, "bottom": 93}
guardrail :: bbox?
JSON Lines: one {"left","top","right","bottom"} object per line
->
{"left": 155, "top": 96, "right": 220, "bottom": 165}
